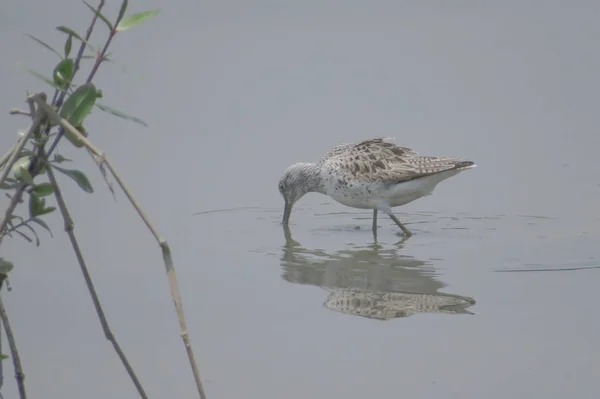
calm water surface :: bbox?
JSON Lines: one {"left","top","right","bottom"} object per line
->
{"left": 1, "top": 1, "right": 599, "bottom": 398}
{"left": 187, "top": 197, "right": 599, "bottom": 399}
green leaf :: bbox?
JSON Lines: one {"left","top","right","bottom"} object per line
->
{"left": 11, "top": 158, "right": 34, "bottom": 185}
{"left": 0, "top": 354, "right": 9, "bottom": 360}
{"left": 0, "top": 258, "right": 14, "bottom": 275}
{"left": 10, "top": 156, "right": 31, "bottom": 180}
{"left": 116, "top": 9, "right": 160, "bottom": 32}
{"left": 31, "top": 217, "right": 54, "bottom": 237}
{"left": 13, "top": 229, "right": 33, "bottom": 244}
{"left": 25, "top": 34, "right": 62, "bottom": 59}
{"left": 53, "top": 153, "right": 73, "bottom": 163}
{"left": 96, "top": 103, "right": 148, "bottom": 127}
{"left": 117, "top": 0, "right": 129, "bottom": 23}
{"left": 82, "top": 1, "right": 114, "bottom": 31}
{"left": 18, "top": 149, "right": 36, "bottom": 157}
{"left": 81, "top": 54, "right": 114, "bottom": 62}
{"left": 32, "top": 134, "right": 50, "bottom": 147}
{"left": 29, "top": 193, "right": 45, "bottom": 217}
{"left": 37, "top": 207, "right": 56, "bottom": 216}
{"left": 56, "top": 26, "right": 95, "bottom": 52}
{"left": 52, "top": 165, "right": 94, "bottom": 193}
{"left": 59, "top": 83, "right": 100, "bottom": 147}
{"left": 17, "top": 167, "right": 34, "bottom": 185}
{"left": 37, "top": 163, "right": 48, "bottom": 176}
{"left": 53, "top": 58, "right": 74, "bottom": 87}
{"left": 20, "top": 223, "right": 40, "bottom": 246}
{"left": 25, "top": 69, "right": 66, "bottom": 91}
{"left": 60, "top": 82, "right": 100, "bottom": 126}
{"left": 31, "top": 183, "right": 55, "bottom": 197}
{"left": 64, "top": 33, "right": 73, "bottom": 57}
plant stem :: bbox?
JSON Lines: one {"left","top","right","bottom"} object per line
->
{"left": 0, "top": 94, "right": 46, "bottom": 245}
{"left": 0, "top": 306, "right": 4, "bottom": 395}
{"left": 45, "top": 163, "right": 148, "bottom": 398}
{"left": 34, "top": 94, "right": 208, "bottom": 399}
{"left": 0, "top": 101, "right": 45, "bottom": 188}
{"left": 0, "top": 144, "right": 18, "bottom": 171}
{"left": 45, "top": 0, "right": 123, "bottom": 161}
{"left": 0, "top": 186, "right": 27, "bottom": 247}
{"left": 41, "top": 0, "right": 106, "bottom": 157}
{"left": 103, "top": 162, "right": 208, "bottom": 399}
{"left": 7, "top": 109, "right": 31, "bottom": 118}
{"left": 73, "top": 0, "right": 105, "bottom": 77}
{"left": 0, "top": 295, "right": 26, "bottom": 399}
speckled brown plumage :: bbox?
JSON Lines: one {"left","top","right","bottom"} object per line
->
{"left": 319, "top": 137, "right": 474, "bottom": 183}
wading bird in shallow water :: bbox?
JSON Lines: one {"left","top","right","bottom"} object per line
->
{"left": 278, "top": 137, "right": 476, "bottom": 237}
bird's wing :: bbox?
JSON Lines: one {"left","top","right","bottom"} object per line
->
{"left": 321, "top": 137, "right": 465, "bottom": 183}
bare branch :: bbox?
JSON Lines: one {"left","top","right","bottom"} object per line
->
{"left": 45, "top": 162, "right": 148, "bottom": 398}
{"left": 0, "top": 144, "right": 19, "bottom": 171}
{"left": 0, "top": 295, "right": 26, "bottom": 399}
{"left": 33, "top": 94, "right": 208, "bottom": 399}
{"left": 73, "top": 0, "right": 105, "bottom": 77}
{"left": 8, "top": 109, "right": 31, "bottom": 118}
{"left": 0, "top": 187, "right": 27, "bottom": 246}
{"left": 0, "top": 95, "right": 46, "bottom": 188}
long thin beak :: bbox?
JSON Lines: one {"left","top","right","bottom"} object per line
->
{"left": 282, "top": 200, "right": 292, "bottom": 225}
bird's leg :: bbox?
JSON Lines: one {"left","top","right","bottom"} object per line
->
{"left": 372, "top": 209, "right": 378, "bottom": 237}
{"left": 385, "top": 210, "right": 413, "bottom": 237}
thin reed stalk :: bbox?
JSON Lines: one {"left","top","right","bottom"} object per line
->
{"left": 34, "top": 95, "right": 207, "bottom": 398}
{"left": 0, "top": 295, "right": 26, "bottom": 399}
{"left": 46, "top": 161, "right": 148, "bottom": 398}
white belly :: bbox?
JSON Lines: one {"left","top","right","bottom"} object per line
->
{"left": 322, "top": 168, "right": 462, "bottom": 210}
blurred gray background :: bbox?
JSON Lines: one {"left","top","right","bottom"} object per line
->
{"left": 1, "top": 1, "right": 599, "bottom": 398}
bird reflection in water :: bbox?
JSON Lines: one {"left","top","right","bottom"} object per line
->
{"left": 281, "top": 225, "right": 475, "bottom": 320}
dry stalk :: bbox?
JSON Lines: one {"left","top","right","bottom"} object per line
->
{"left": 45, "top": 161, "right": 148, "bottom": 398}
{"left": 0, "top": 295, "right": 26, "bottom": 399}
{"left": 34, "top": 96, "right": 208, "bottom": 398}
{"left": 0, "top": 318, "right": 3, "bottom": 396}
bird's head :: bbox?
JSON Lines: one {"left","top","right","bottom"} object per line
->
{"left": 278, "top": 162, "right": 319, "bottom": 225}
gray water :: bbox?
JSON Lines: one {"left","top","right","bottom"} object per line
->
{"left": 1, "top": 1, "right": 599, "bottom": 398}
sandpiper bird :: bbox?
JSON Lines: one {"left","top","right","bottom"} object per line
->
{"left": 278, "top": 137, "right": 476, "bottom": 236}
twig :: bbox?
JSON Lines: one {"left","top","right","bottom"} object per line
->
{"left": 88, "top": 148, "right": 116, "bottom": 197}
{"left": 0, "top": 144, "right": 19, "bottom": 171}
{"left": 5, "top": 216, "right": 40, "bottom": 236}
{"left": 44, "top": 0, "right": 119, "bottom": 160}
{"left": 0, "top": 93, "right": 45, "bottom": 241}
{"left": 8, "top": 109, "right": 31, "bottom": 118}
{"left": 0, "top": 186, "right": 27, "bottom": 246}
{"left": 8, "top": 229, "right": 32, "bottom": 244}
{"left": 0, "top": 99, "right": 45, "bottom": 188}
{"left": 40, "top": 0, "right": 105, "bottom": 154}
{"left": 0, "top": 308, "right": 4, "bottom": 395}
{"left": 0, "top": 295, "right": 26, "bottom": 399}
{"left": 34, "top": 94, "right": 208, "bottom": 399}
{"left": 73, "top": 0, "right": 105, "bottom": 77}
{"left": 45, "top": 163, "right": 148, "bottom": 398}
